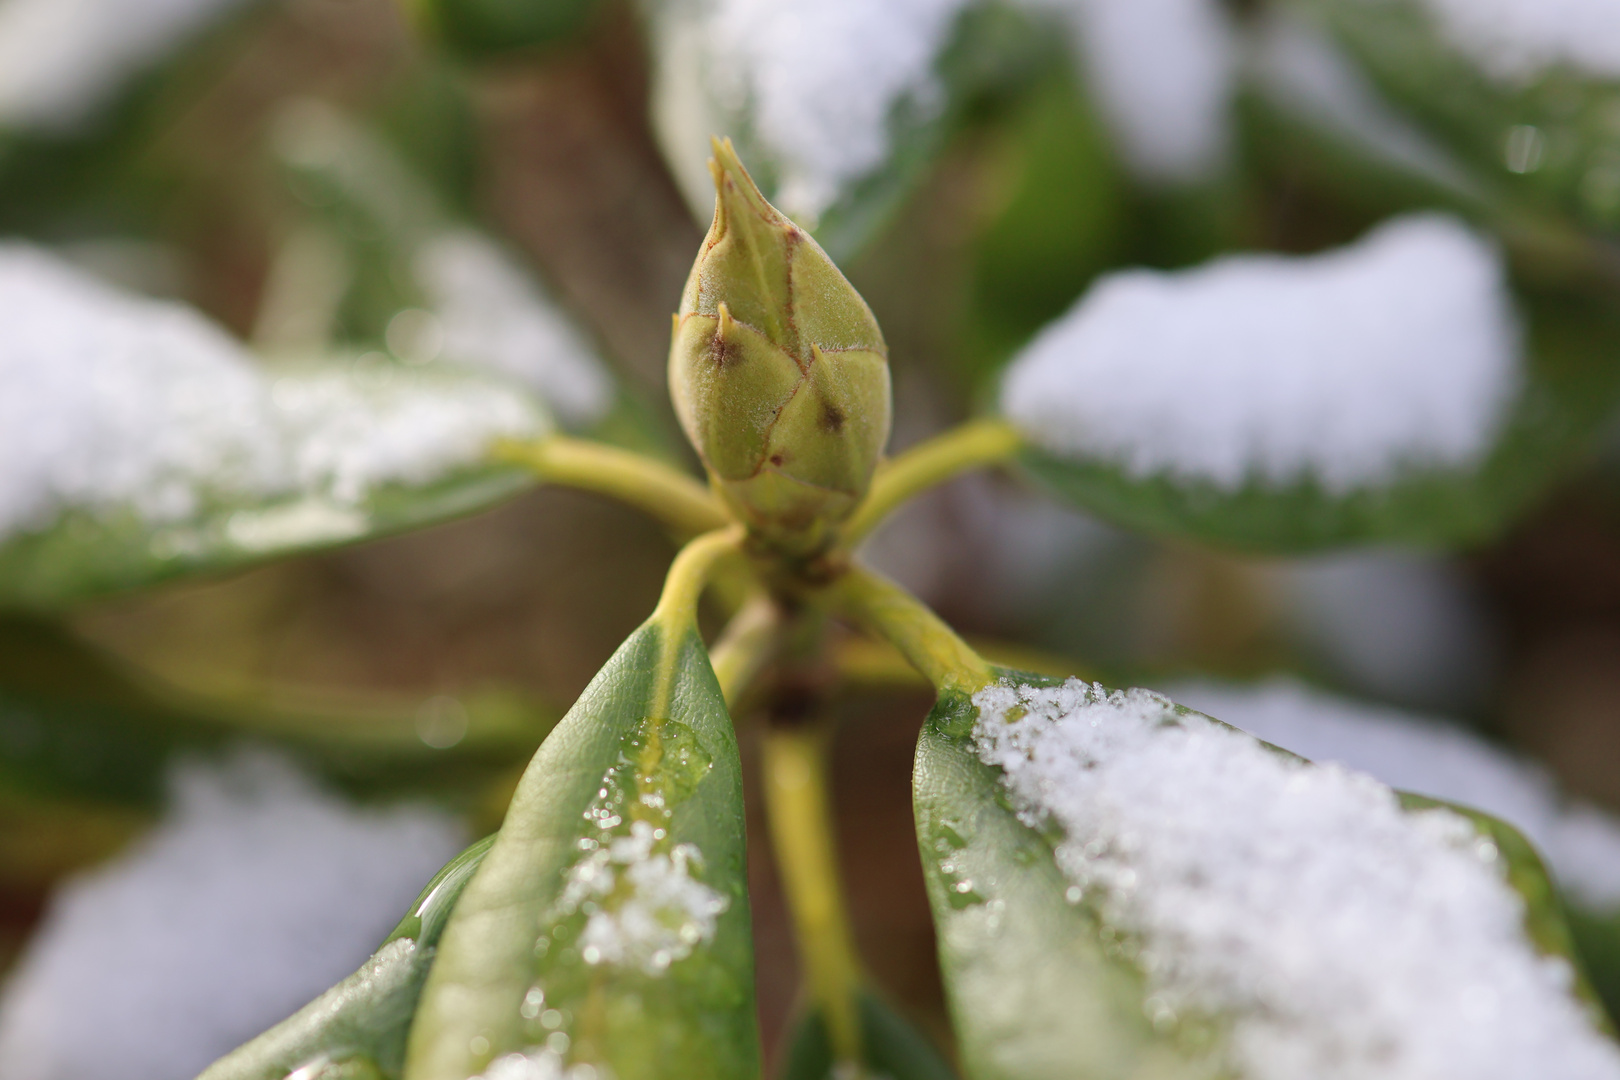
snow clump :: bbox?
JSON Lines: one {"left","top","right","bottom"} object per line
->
{"left": 1169, "top": 676, "right": 1620, "bottom": 909}
{"left": 972, "top": 677, "right": 1620, "bottom": 1080}
{"left": 0, "top": 243, "right": 547, "bottom": 544}
{"left": 1001, "top": 213, "right": 1520, "bottom": 493}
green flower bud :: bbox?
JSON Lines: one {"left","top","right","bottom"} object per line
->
{"left": 670, "top": 138, "right": 891, "bottom": 556}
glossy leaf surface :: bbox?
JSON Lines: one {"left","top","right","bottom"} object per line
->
{"left": 197, "top": 836, "right": 497, "bottom": 1080}
{"left": 914, "top": 674, "right": 1612, "bottom": 1079}
{"left": 404, "top": 621, "right": 757, "bottom": 1080}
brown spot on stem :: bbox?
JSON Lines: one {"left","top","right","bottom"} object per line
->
{"left": 820, "top": 404, "right": 846, "bottom": 433}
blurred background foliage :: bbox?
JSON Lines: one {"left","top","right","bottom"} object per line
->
{"left": 7, "top": 0, "right": 1620, "bottom": 1070}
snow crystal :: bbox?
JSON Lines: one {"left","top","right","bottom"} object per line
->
{"left": 555, "top": 819, "right": 727, "bottom": 976}
{"left": 1001, "top": 213, "right": 1520, "bottom": 493}
{"left": 1169, "top": 676, "right": 1620, "bottom": 909}
{"left": 972, "top": 678, "right": 1620, "bottom": 1080}
{"left": 695, "top": 0, "right": 966, "bottom": 221}
{"left": 1033, "top": 0, "right": 1236, "bottom": 182}
{"left": 0, "top": 750, "right": 465, "bottom": 1080}
{"left": 416, "top": 231, "right": 613, "bottom": 428}
{"left": 1409, "top": 0, "right": 1620, "bottom": 83}
{"left": 0, "top": 0, "right": 252, "bottom": 132}
{"left": 0, "top": 244, "right": 547, "bottom": 543}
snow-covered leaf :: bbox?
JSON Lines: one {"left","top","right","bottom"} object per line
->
{"left": 643, "top": 0, "right": 1058, "bottom": 262}
{"left": 916, "top": 673, "right": 1619, "bottom": 1080}
{"left": 197, "top": 835, "right": 496, "bottom": 1080}
{"left": 0, "top": 244, "right": 553, "bottom": 608}
{"left": 1000, "top": 213, "right": 1620, "bottom": 551}
{"left": 1290, "top": 0, "right": 1620, "bottom": 233}
{"left": 405, "top": 621, "right": 758, "bottom": 1080}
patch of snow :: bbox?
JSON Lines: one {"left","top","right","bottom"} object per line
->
{"left": 1248, "top": 12, "right": 1477, "bottom": 196}
{"left": 1001, "top": 213, "right": 1520, "bottom": 493}
{"left": 973, "top": 678, "right": 1620, "bottom": 1080}
{"left": 1408, "top": 0, "right": 1620, "bottom": 83}
{"left": 696, "top": 0, "right": 967, "bottom": 222}
{"left": 1168, "top": 676, "right": 1620, "bottom": 910}
{"left": 0, "top": 750, "right": 465, "bottom": 1080}
{"left": 0, "top": 0, "right": 253, "bottom": 133}
{"left": 1033, "top": 0, "right": 1236, "bottom": 182}
{"left": 416, "top": 231, "right": 613, "bottom": 428}
{"left": 0, "top": 243, "right": 548, "bottom": 543}
{"left": 555, "top": 819, "right": 727, "bottom": 977}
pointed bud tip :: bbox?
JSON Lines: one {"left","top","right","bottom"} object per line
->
{"left": 706, "top": 135, "right": 786, "bottom": 228}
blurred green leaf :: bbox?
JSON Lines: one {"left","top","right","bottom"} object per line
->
{"left": 198, "top": 835, "right": 497, "bottom": 1080}
{"left": 404, "top": 621, "right": 758, "bottom": 1080}
{"left": 1296, "top": 0, "right": 1620, "bottom": 235}
{"left": 914, "top": 672, "right": 1611, "bottom": 1079}
{"left": 403, "top": 0, "right": 600, "bottom": 59}
{"left": 0, "top": 616, "right": 557, "bottom": 808}
{"left": 779, "top": 991, "right": 959, "bottom": 1080}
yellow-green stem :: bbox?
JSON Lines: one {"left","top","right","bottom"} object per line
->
{"left": 842, "top": 419, "right": 1023, "bottom": 546}
{"left": 762, "top": 725, "right": 865, "bottom": 1069}
{"left": 497, "top": 436, "right": 729, "bottom": 539}
{"left": 648, "top": 526, "right": 744, "bottom": 718}
{"left": 707, "top": 594, "right": 781, "bottom": 707}
{"left": 830, "top": 565, "right": 995, "bottom": 695}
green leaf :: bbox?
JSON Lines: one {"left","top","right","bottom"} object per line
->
{"left": 779, "top": 991, "right": 959, "bottom": 1080}
{"left": 1008, "top": 275, "right": 1620, "bottom": 554}
{"left": 404, "top": 621, "right": 758, "bottom": 1080}
{"left": 0, "top": 616, "right": 556, "bottom": 809}
{"left": 645, "top": 0, "right": 1061, "bottom": 263}
{"left": 914, "top": 674, "right": 1613, "bottom": 1079}
{"left": 1295, "top": 0, "right": 1620, "bottom": 234}
{"left": 405, "top": 0, "right": 600, "bottom": 58}
{"left": 197, "top": 835, "right": 497, "bottom": 1080}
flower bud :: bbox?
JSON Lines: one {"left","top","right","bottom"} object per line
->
{"left": 670, "top": 139, "right": 891, "bottom": 555}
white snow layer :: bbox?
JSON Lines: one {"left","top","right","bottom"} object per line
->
{"left": 1169, "top": 677, "right": 1620, "bottom": 909}
{"left": 698, "top": 0, "right": 967, "bottom": 221}
{"left": 415, "top": 230, "right": 613, "bottom": 428}
{"left": 673, "top": 0, "right": 1236, "bottom": 222}
{"left": 0, "top": 751, "right": 465, "bottom": 1080}
{"left": 1411, "top": 0, "right": 1620, "bottom": 83}
{"left": 1001, "top": 213, "right": 1520, "bottom": 493}
{"left": 1034, "top": 0, "right": 1236, "bottom": 181}
{"left": 973, "top": 679, "right": 1620, "bottom": 1080}
{"left": 0, "top": 0, "right": 252, "bottom": 132}
{"left": 0, "top": 243, "right": 547, "bottom": 543}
